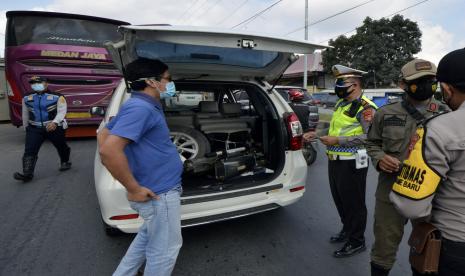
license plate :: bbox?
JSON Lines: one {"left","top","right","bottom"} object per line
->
{"left": 66, "top": 112, "right": 92, "bottom": 119}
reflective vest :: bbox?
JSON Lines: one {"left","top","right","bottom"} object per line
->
{"left": 392, "top": 122, "right": 443, "bottom": 200}
{"left": 327, "top": 95, "right": 377, "bottom": 156}
{"left": 24, "top": 92, "right": 60, "bottom": 127}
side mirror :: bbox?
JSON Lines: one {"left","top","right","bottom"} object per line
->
{"left": 90, "top": 106, "right": 105, "bottom": 116}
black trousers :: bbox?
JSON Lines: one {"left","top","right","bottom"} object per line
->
{"left": 24, "top": 126, "right": 70, "bottom": 162}
{"left": 413, "top": 238, "right": 465, "bottom": 276}
{"left": 328, "top": 159, "right": 368, "bottom": 244}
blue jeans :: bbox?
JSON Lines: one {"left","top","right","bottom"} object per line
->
{"left": 113, "top": 187, "right": 182, "bottom": 276}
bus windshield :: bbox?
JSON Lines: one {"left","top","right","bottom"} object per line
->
{"left": 5, "top": 11, "right": 129, "bottom": 132}
{"left": 7, "top": 15, "right": 124, "bottom": 47}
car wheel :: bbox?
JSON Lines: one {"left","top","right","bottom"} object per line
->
{"left": 170, "top": 125, "right": 210, "bottom": 161}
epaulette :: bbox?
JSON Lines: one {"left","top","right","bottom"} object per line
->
{"left": 420, "top": 110, "right": 449, "bottom": 126}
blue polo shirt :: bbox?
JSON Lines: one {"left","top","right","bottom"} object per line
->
{"left": 106, "top": 91, "right": 182, "bottom": 194}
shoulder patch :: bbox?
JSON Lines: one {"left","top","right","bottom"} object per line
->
{"left": 59, "top": 96, "right": 66, "bottom": 104}
{"left": 362, "top": 107, "right": 375, "bottom": 123}
{"left": 27, "top": 95, "right": 34, "bottom": 101}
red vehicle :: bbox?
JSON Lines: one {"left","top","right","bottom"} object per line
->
{"left": 5, "top": 11, "right": 129, "bottom": 136}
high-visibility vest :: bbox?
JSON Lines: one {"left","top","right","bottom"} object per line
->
{"left": 24, "top": 92, "right": 61, "bottom": 127}
{"left": 327, "top": 95, "right": 377, "bottom": 156}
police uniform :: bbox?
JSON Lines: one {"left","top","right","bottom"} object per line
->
{"left": 14, "top": 76, "right": 71, "bottom": 182}
{"left": 326, "top": 65, "right": 377, "bottom": 257}
{"left": 390, "top": 49, "right": 465, "bottom": 276}
{"left": 366, "top": 59, "right": 448, "bottom": 274}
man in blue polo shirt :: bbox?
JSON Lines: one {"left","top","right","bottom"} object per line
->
{"left": 98, "top": 58, "right": 183, "bottom": 276}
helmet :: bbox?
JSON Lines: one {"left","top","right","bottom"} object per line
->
{"left": 289, "top": 89, "right": 304, "bottom": 102}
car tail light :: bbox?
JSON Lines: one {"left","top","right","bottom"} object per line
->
{"left": 109, "top": 214, "right": 139, "bottom": 220}
{"left": 290, "top": 186, "right": 305, "bottom": 192}
{"left": 286, "top": 112, "right": 303, "bottom": 151}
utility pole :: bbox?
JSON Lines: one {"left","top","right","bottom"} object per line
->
{"left": 373, "top": 69, "right": 377, "bottom": 89}
{"left": 303, "top": 0, "right": 308, "bottom": 90}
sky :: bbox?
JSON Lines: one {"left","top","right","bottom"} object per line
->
{"left": 0, "top": 0, "right": 463, "bottom": 65}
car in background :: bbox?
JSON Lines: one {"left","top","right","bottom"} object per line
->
{"left": 312, "top": 92, "right": 339, "bottom": 109}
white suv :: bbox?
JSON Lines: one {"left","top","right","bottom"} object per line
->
{"left": 93, "top": 25, "right": 326, "bottom": 235}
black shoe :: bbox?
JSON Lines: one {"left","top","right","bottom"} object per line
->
{"left": 13, "top": 172, "right": 33, "bottom": 182}
{"left": 371, "top": 262, "right": 390, "bottom": 276}
{"left": 333, "top": 242, "right": 366, "bottom": 258}
{"left": 59, "top": 162, "right": 72, "bottom": 171}
{"left": 330, "top": 231, "right": 348, "bottom": 243}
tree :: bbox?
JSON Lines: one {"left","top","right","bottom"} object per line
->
{"left": 323, "top": 15, "right": 422, "bottom": 88}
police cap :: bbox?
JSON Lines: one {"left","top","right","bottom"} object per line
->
{"left": 400, "top": 59, "right": 436, "bottom": 81}
{"left": 29, "top": 76, "right": 48, "bottom": 83}
{"left": 332, "top": 65, "right": 367, "bottom": 79}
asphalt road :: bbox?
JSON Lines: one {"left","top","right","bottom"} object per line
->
{"left": 0, "top": 123, "right": 411, "bottom": 276}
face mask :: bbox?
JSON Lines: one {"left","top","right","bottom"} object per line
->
{"left": 405, "top": 78, "right": 437, "bottom": 101}
{"left": 159, "top": 81, "right": 176, "bottom": 99}
{"left": 334, "top": 78, "right": 355, "bottom": 99}
{"left": 31, "top": 83, "right": 45, "bottom": 92}
{"left": 335, "top": 84, "right": 354, "bottom": 99}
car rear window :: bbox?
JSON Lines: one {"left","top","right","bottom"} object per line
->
{"left": 136, "top": 40, "right": 279, "bottom": 68}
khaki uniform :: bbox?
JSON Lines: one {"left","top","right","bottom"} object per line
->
{"left": 366, "top": 98, "right": 446, "bottom": 269}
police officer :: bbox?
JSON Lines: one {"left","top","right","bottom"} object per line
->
{"left": 13, "top": 76, "right": 71, "bottom": 182}
{"left": 366, "top": 59, "right": 447, "bottom": 275}
{"left": 305, "top": 65, "right": 377, "bottom": 257}
{"left": 390, "top": 49, "right": 465, "bottom": 276}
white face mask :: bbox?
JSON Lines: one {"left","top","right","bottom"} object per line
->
{"left": 31, "top": 83, "right": 45, "bottom": 92}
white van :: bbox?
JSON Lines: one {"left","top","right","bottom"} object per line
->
{"left": 93, "top": 25, "right": 327, "bottom": 234}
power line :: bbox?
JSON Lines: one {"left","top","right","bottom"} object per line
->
{"left": 319, "top": 0, "right": 431, "bottom": 44}
{"left": 190, "top": 0, "right": 224, "bottom": 24}
{"left": 230, "top": 0, "right": 283, "bottom": 29}
{"left": 180, "top": 0, "right": 209, "bottom": 24}
{"left": 176, "top": 0, "right": 201, "bottom": 23}
{"left": 216, "top": 0, "right": 249, "bottom": 26}
{"left": 284, "top": 0, "right": 376, "bottom": 36}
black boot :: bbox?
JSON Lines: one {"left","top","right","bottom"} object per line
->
{"left": 371, "top": 262, "right": 390, "bottom": 276}
{"left": 13, "top": 156, "right": 38, "bottom": 182}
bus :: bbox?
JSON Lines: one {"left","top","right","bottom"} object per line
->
{"left": 5, "top": 11, "right": 129, "bottom": 136}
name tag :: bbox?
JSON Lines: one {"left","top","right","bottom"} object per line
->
{"left": 384, "top": 114, "right": 407, "bottom": 126}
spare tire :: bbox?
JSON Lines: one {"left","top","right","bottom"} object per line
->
{"left": 170, "top": 125, "right": 210, "bottom": 161}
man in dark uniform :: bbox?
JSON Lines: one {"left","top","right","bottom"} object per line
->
{"left": 366, "top": 59, "right": 447, "bottom": 275}
{"left": 14, "top": 76, "right": 71, "bottom": 182}
{"left": 304, "top": 65, "right": 377, "bottom": 257}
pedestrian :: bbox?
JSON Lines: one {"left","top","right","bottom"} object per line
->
{"left": 390, "top": 48, "right": 465, "bottom": 276}
{"left": 366, "top": 59, "right": 447, "bottom": 276}
{"left": 304, "top": 65, "right": 377, "bottom": 257}
{"left": 97, "top": 58, "right": 183, "bottom": 276}
{"left": 13, "top": 76, "right": 71, "bottom": 182}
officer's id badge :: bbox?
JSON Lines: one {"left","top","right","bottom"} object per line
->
{"left": 392, "top": 126, "right": 442, "bottom": 200}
